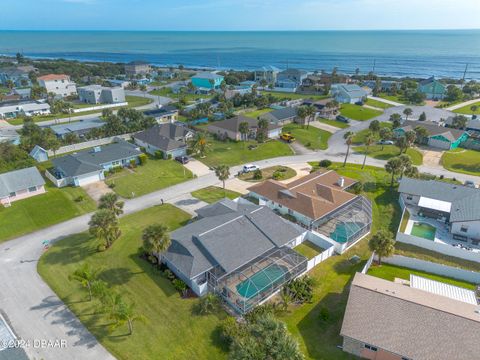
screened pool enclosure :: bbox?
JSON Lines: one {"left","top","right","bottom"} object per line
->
{"left": 208, "top": 247, "right": 307, "bottom": 314}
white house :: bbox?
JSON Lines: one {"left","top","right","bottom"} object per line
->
{"left": 37, "top": 74, "right": 77, "bottom": 98}
{"left": 78, "top": 85, "right": 126, "bottom": 104}
{"left": 331, "top": 84, "right": 368, "bottom": 104}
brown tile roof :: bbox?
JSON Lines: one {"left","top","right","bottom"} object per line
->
{"left": 248, "top": 170, "right": 357, "bottom": 220}
{"left": 341, "top": 273, "right": 480, "bottom": 360}
{"left": 37, "top": 74, "right": 69, "bottom": 81}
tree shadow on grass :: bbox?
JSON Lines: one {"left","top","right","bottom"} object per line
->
{"left": 209, "top": 325, "right": 230, "bottom": 354}
{"left": 451, "top": 163, "right": 480, "bottom": 174}
{"left": 99, "top": 267, "right": 139, "bottom": 286}
{"left": 41, "top": 233, "right": 97, "bottom": 266}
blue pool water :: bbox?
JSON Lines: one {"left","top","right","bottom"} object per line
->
{"left": 330, "top": 222, "right": 365, "bottom": 243}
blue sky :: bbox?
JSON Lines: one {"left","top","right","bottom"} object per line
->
{"left": 2, "top": 0, "right": 479, "bottom": 30}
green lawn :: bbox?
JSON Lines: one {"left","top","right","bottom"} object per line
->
{"left": 339, "top": 104, "right": 382, "bottom": 121}
{"left": 294, "top": 241, "right": 324, "bottom": 260}
{"left": 281, "top": 162, "right": 402, "bottom": 360}
{"left": 191, "top": 186, "right": 241, "bottom": 203}
{"left": 376, "top": 93, "right": 405, "bottom": 104}
{"left": 38, "top": 205, "right": 227, "bottom": 360}
{"left": 441, "top": 148, "right": 480, "bottom": 176}
{"left": 261, "top": 91, "right": 329, "bottom": 101}
{"left": 238, "top": 165, "right": 296, "bottom": 182}
{"left": 0, "top": 183, "right": 96, "bottom": 243}
{"left": 365, "top": 98, "right": 394, "bottom": 109}
{"left": 352, "top": 122, "right": 392, "bottom": 144}
{"left": 317, "top": 118, "right": 349, "bottom": 129}
{"left": 453, "top": 101, "right": 480, "bottom": 114}
{"left": 367, "top": 263, "right": 476, "bottom": 290}
{"left": 105, "top": 159, "right": 193, "bottom": 199}
{"left": 124, "top": 95, "right": 154, "bottom": 108}
{"left": 282, "top": 123, "right": 331, "bottom": 150}
{"left": 243, "top": 108, "right": 272, "bottom": 118}
{"left": 197, "top": 138, "right": 293, "bottom": 168}
{"left": 353, "top": 145, "right": 423, "bottom": 165}
{"left": 149, "top": 87, "right": 212, "bottom": 102}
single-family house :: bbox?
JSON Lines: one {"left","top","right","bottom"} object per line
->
{"left": 398, "top": 177, "right": 480, "bottom": 244}
{"left": 275, "top": 69, "right": 308, "bottom": 90}
{"left": 125, "top": 61, "right": 151, "bottom": 76}
{"left": 133, "top": 123, "right": 194, "bottom": 159}
{"left": 50, "top": 119, "right": 105, "bottom": 139}
{"left": 13, "top": 88, "right": 31, "bottom": 100}
{"left": 78, "top": 85, "right": 125, "bottom": 104}
{"left": 254, "top": 66, "right": 280, "bottom": 85}
{"left": 29, "top": 145, "right": 49, "bottom": 162}
{"left": 303, "top": 99, "right": 339, "bottom": 119}
{"left": 248, "top": 170, "right": 372, "bottom": 251}
{"left": 163, "top": 198, "right": 308, "bottom": 313}
{"left": 259, "top": 107, "right": 298, "bottom": 125}
{"left": 330, "top": 84, "right": 368, "bottom": 104}
{"left": 207, "top": 115, "right": 282, "bottom": 141}
{"left": 0, "top": 127, "right": 20, "bottom": 145}
{"left": 37, "top": 74, "right": 77, "bottom": 98}
{"left": 48, "top": 139, "right": 142, "bottom": 187}
{"left": 0, "top": 101, "right": 51, "bottom": 119}
{"left": 394, "top": 120, "right": 468, "bottom": 150}
{"left": 341, "top": 272, "right": 480, "bottom": 360}
{"left": 444, "top": 116, "right": 480, "bottom": 133}
{"left": 143, "top": 105, "right": 179, "bottom": 123}
{"left": 106, "top": 79, "right": 131, "bottom": 89}
{"left": 363, "top": 80, "right": 399, "bottom": 92}
{"left": 0, "top": 167, "right": 46, "bottom": 206}
{"left": 191, "top": 72, "right": 224, "bottom": 90}
{"left": 418, "top": 76, "right": 447, "bottom": 100}
{"left": 0, "top": 67, "right": 31, "bottom": 87}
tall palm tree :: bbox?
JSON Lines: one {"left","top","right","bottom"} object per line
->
{"left": 98, "top": 193, "right": 124, "bottom": 217}
{"left": 238, "top": 121, "right": 250, "bottom": 142}
{"left": 68, "top": 263, "right": 102, "bottom": 301}
{"left": 368, "top": 230, "right": 395, "bottom": 265}
{"left": 403, "top": 108, "right": 413, "bottom": 121}
{"left": 362, "top": 132, "right": 375, "bottom": 169}
{"left": 88, "top": 209, "right": 121, "bottom": 249}
{"left": 398, "top": 154, "right": 412, "bottom": 177}
{"left": 190, "top": 132, "right": 211, "bottom": 158}
{"left": 257, "top": 118, "right": 269, "bottom": 142}
{"left": 343, "top": 131, "right": 354, "bottom": 167}
{"left": 385, "top": 157, "right": 403, "bottom": 187}
{"left": 215, "top": 164, "right": 230, "bottom": 192}
{"left": 142, "top": 224, "right": 170, "bottom": 262}
{"left": 109, "top": 300, "right": 147, "bottom": 336}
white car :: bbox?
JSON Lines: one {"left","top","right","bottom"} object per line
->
{"left": 242, "top": 164, "right": 260, "bottom": 173}
{"left": 378, "top": 140, "right": 394, "bottom": 145}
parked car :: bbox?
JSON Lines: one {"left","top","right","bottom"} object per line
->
{"left": 378, "top": 140, "right": 394, "bottom": 145}
{"left": 242, "top": 164, "right": 260, "bottom": 173}
{"left": 354, "top": 101, "right": 364, "bottom": 106}
{"left": 464, "top": 180, "right": 476, "bottom": 188}
{"left": 280, "top": 132, "right": 296, "bottom": 143}
{"left": 175, "top": 156, "right": 190, "bottom": 164}
{"left": 336, "top": 115, "right": 350, "bottom": 123}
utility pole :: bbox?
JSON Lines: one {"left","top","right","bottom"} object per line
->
{"left": 462, "top": 63, "right": 469, "bottom": 84}
{"left": 372, "top": 59, "right": 376, "bottom": 74}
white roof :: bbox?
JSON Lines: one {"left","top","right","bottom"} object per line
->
{"left": 410, "top": 274, "right": 478, "bottom": 305}
{"left": 418, "top": 196, "right": 451, "bottom": 213}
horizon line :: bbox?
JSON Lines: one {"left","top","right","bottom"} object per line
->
{"left": 1, "top": 28, "right": 480, "bottom": 32}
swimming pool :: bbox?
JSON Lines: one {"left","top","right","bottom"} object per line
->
{"left": 411, "top": 222, "right": 436, "bottom": 240}
{"left": 236, "top": 264, "right": 288, "bottom": 299}
{"left": 329, "top": 222, "right": 365, "bottom": 243}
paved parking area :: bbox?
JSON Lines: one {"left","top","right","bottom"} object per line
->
{"left": 422, "top": 149, "right": 443, "bottom": 168}
{"left": 183, "top": 159, "right": 212, "bottom": 177}
{"left": 82, "top": 182, "right": 113, "bottom": 202}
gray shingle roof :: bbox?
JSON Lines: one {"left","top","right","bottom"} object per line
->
{"left": 341, "top": 273, "right": 480, "bottom": 360}
{"left": 260, "top": 107, "right": 297, "bottom": 122}
{"left": 209, "top": 115, "right": 281, "bottom": 133}
{"left": 193, "top": 72, "right": 224, "bottom": 80}
{"left": 52, "top": 139, "right": 141, "bottom": 177}
{"left": 0, "top": 167, "right": 45, "bottom": 198}
{"left": 398, "top": 120, "right": 466, "bottom": 141}
{"left": 133, "top": 124, "right": 190, "bottom": 152}
{"left": 399, "top": 177, "right": 480, "bottom": 222}
{"left": 165, "top": 199, "right": 305, "bottom": 279}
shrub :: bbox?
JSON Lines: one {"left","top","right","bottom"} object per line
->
{"left": 129, "top": 159, "right": 137, "bottom": 168}
{"left": 172, "top": 278, "right": 188, "bottom": 295}
{"left": 74, "top": 195, "right": 85, "bottom": 202}
{"left": 253, "top": 169, "right": 263, "bottom": 180}
{"left": 108, "top": 182, "right": 116, "bottom": 189}
{"left": 195, "top": 293, "right": 220, "bottom": 315}
{"left": 97, "top": 244, "right": 106, "bottom": 252}
{"left": 167, "top": 153, "right": 172, "bottom": 160}
{"left": 351, "top": 181, "right": 363, "bottom": 194}
{"left": 218, "top": 317, "right": 240, "bottom": 345}
{"left": 163, "top": 269, "right": 175, "bottom": 281}
{"left": 138, "top": 153, "right": 148, "bottom": 165}
{"left": 319, "top": 159, "right": 332, "bottom": 168}
{"left": 154, "top": 150, "right": 164, "bottom": 159}
{"left": 272, "top": 170, "right": 283, "bottom": 180}
{"left": 283, "top": 276, "right": 315, "bottom": 304}
{"left": 305, "top": 141, "right": 311, "bottom": 148}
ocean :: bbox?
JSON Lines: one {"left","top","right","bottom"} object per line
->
{"left": 1, "top": 30, "right": 480, "bottom": 80}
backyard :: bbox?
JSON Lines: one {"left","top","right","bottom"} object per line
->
{"left": 294, "top": 241, "right": 324, "bottom": 260}
{"left": 339, "top": 104, "right": 382, "bottom": 121}
{"left": 38, "top": 205, "right": 228, "bottom": 360}
{"left": 282, "top": 123, "right": 331, "bottom": 150}
{"left": 0, "top": 183, "right": 96, "bottom": 243}
{"left": 441, "top": 148, "right": 480, "bottom": 176}
{"left": 353, "top": 145, "right": 423, "bottom": 165}
{"left": 105, "top": 158, "right": 193, "bottom": 198}
{"left": 191, "top": 186, "right": 241, "bottom": 203}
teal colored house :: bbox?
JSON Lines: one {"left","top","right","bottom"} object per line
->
{"left": 394, "top": 120, "right": 468, "bottom": 150}
{"left": 418, "top": 77, "right": 447, "bottom": 100}
{"left": 191, "top": 72, "right": 224, "bottom": 90}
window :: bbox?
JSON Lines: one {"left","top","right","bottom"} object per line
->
{"left": 28, "top": 186, "right": 37, "bottom": 192}
{"left": 9, "top": 192, "right": 16, "bottom": 197}
{"left": 460, "top": 225, "right": 468, "bottom": 233}
{"left": 288, "top": 209, "right": 293, "bottom": 215}
{"left": 364, "top": 344, "right": 378, "bottom": 352}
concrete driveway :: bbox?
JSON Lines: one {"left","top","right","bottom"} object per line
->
{"left": 82, "top": 182, "right": 113, "bottom": 203}
{"left": 183, "top": 158, "right": 212, "bottom": 177}
{"left": 422, "top": 149, "right": 444, "bottom": 168}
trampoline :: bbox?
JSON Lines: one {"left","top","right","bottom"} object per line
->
{"left": 236, "top": 263, "right": 288, "bottom": 299}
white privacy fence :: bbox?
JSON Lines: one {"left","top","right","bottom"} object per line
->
{"left": 302, "top": 231, "right": 336, "bottom": 272}
{"left": 71, "top": 102, "right": 128, "bottom": 113}
{"left": 361, "top": 252, "right": 375, "bottom": 274}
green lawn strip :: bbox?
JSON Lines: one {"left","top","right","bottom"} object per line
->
{"left": 243, "top": 108, "right": 272, "bottom": 118}
{"left": 353, "top": 145, "right": 423, "bottom": 165}
{"left": 453, "top": 101, "right": 480, "bottom": 114}
{"left": 105, "top": 159, "right": 193, "bottom": 199}
{"left": 365, "top": 98, "right": 393, "bottom": 109}
{"left": 0, "top": 184, "right": 96, "bottom": 243}
{"left": 149, "top": 87, "right": 211, "bottom": 102}
{"left": 282, "top": 123, "right": 331, "bottom": 150}
{"left": 377, "top": 93, "right": 405, "bottom": 104}
{"left": 197, "top": 138, "right": 293, "bottom": 168}
{"left": 339, "top": 103, "right": 382, "bottom": 121}
{"left": 294, "top": 241, "right": 324, "bottom": 260}
{"left": 38, "top": 205, "right": 227, "bottom": 360}
{"left": 237, "top": 165, "right": 296, "bottom": 182}
{"left": 317, "top": 118, "right": 349, "bottom": 129}
{"left": 191, "top": 186, "right": 241, "bottom": 204}
{"left": 367, "top": 263, "right": 475, "bottom": 290}
{"left": 261, "top": 91, "right": 329, "bottom": 101}
{"left": 352, "top": 122, "right": 392, "bottom": 144}
{"left": 124, "top": 95, "right": 153, "bottom": 107}
{"left": 441, "top": 149, "right": 480, "bottom": 176}
{"left": 282, "top": 163, "right": 401, "bottom": 359}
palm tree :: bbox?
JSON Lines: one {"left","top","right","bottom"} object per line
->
{"left": 414, "top": 126, "right": 429, "bottom": 144}
{"left": 362, "top": 132, "right": 375, "bottom": 169}
{"left": 385, "top": 157, "right": 403, "bottom": 187}
{"left": 403, "top": 107, "right": 413, "bottom": 121}
{"left": 142, "top": 224, "right": 170, "bottom": 262}
{"left": 238, "top": 121, "right": 250, "bottom": 142}
{"left": 139, "top": 84, "right": 147, "bottom": 97}
{"left": 215, "top": 164, "right": 230, "bottom": 192}
{"left": 109, "top": 300, "right": 147, "bottom": 336}
{"left": 68, "top": 263, "right": 101, "bottom": 301}
{"left": 395, "top": 136, "right": 408, "bottom": 154}
{"left": 343, "top": 131, "right": 354, "bottom": 167}
{"left": 88, "top": 209, "right": 121, "bottom": 249}
{"left": 368, "top": 120, "right": 380, "bottom": 134}
{"left": 98, "top": 193, "right": 124, "bottom": 217}
{"left": 398, "top": 154, "right": 412, "bottom": 177}
{"left": 470, "top": 105, "right": 478, "bottom": 117}
{"left": 297, "top": 106, "right": 308, "bottom": 128}
{"left": 304, "top": 105, "right": 317, "bottom": 129}
{"left": 368, "top": 230, "right": 395, "bottom": 265}
{"left": 404, "top": 130, "right": 417, "bottom": 152}
{"left": 257, "top": 118, "right": 269, "bottom": 142}
{"left": 190, "top": 132, "right": 211, "bottom": 158}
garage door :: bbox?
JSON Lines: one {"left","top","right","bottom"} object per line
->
{"left": 76, "top": 173, "right": 101, "bottom": 186}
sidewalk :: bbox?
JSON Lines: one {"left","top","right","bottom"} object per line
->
{"left": 445, "top": 98, "right": 480, "bottom": 111}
